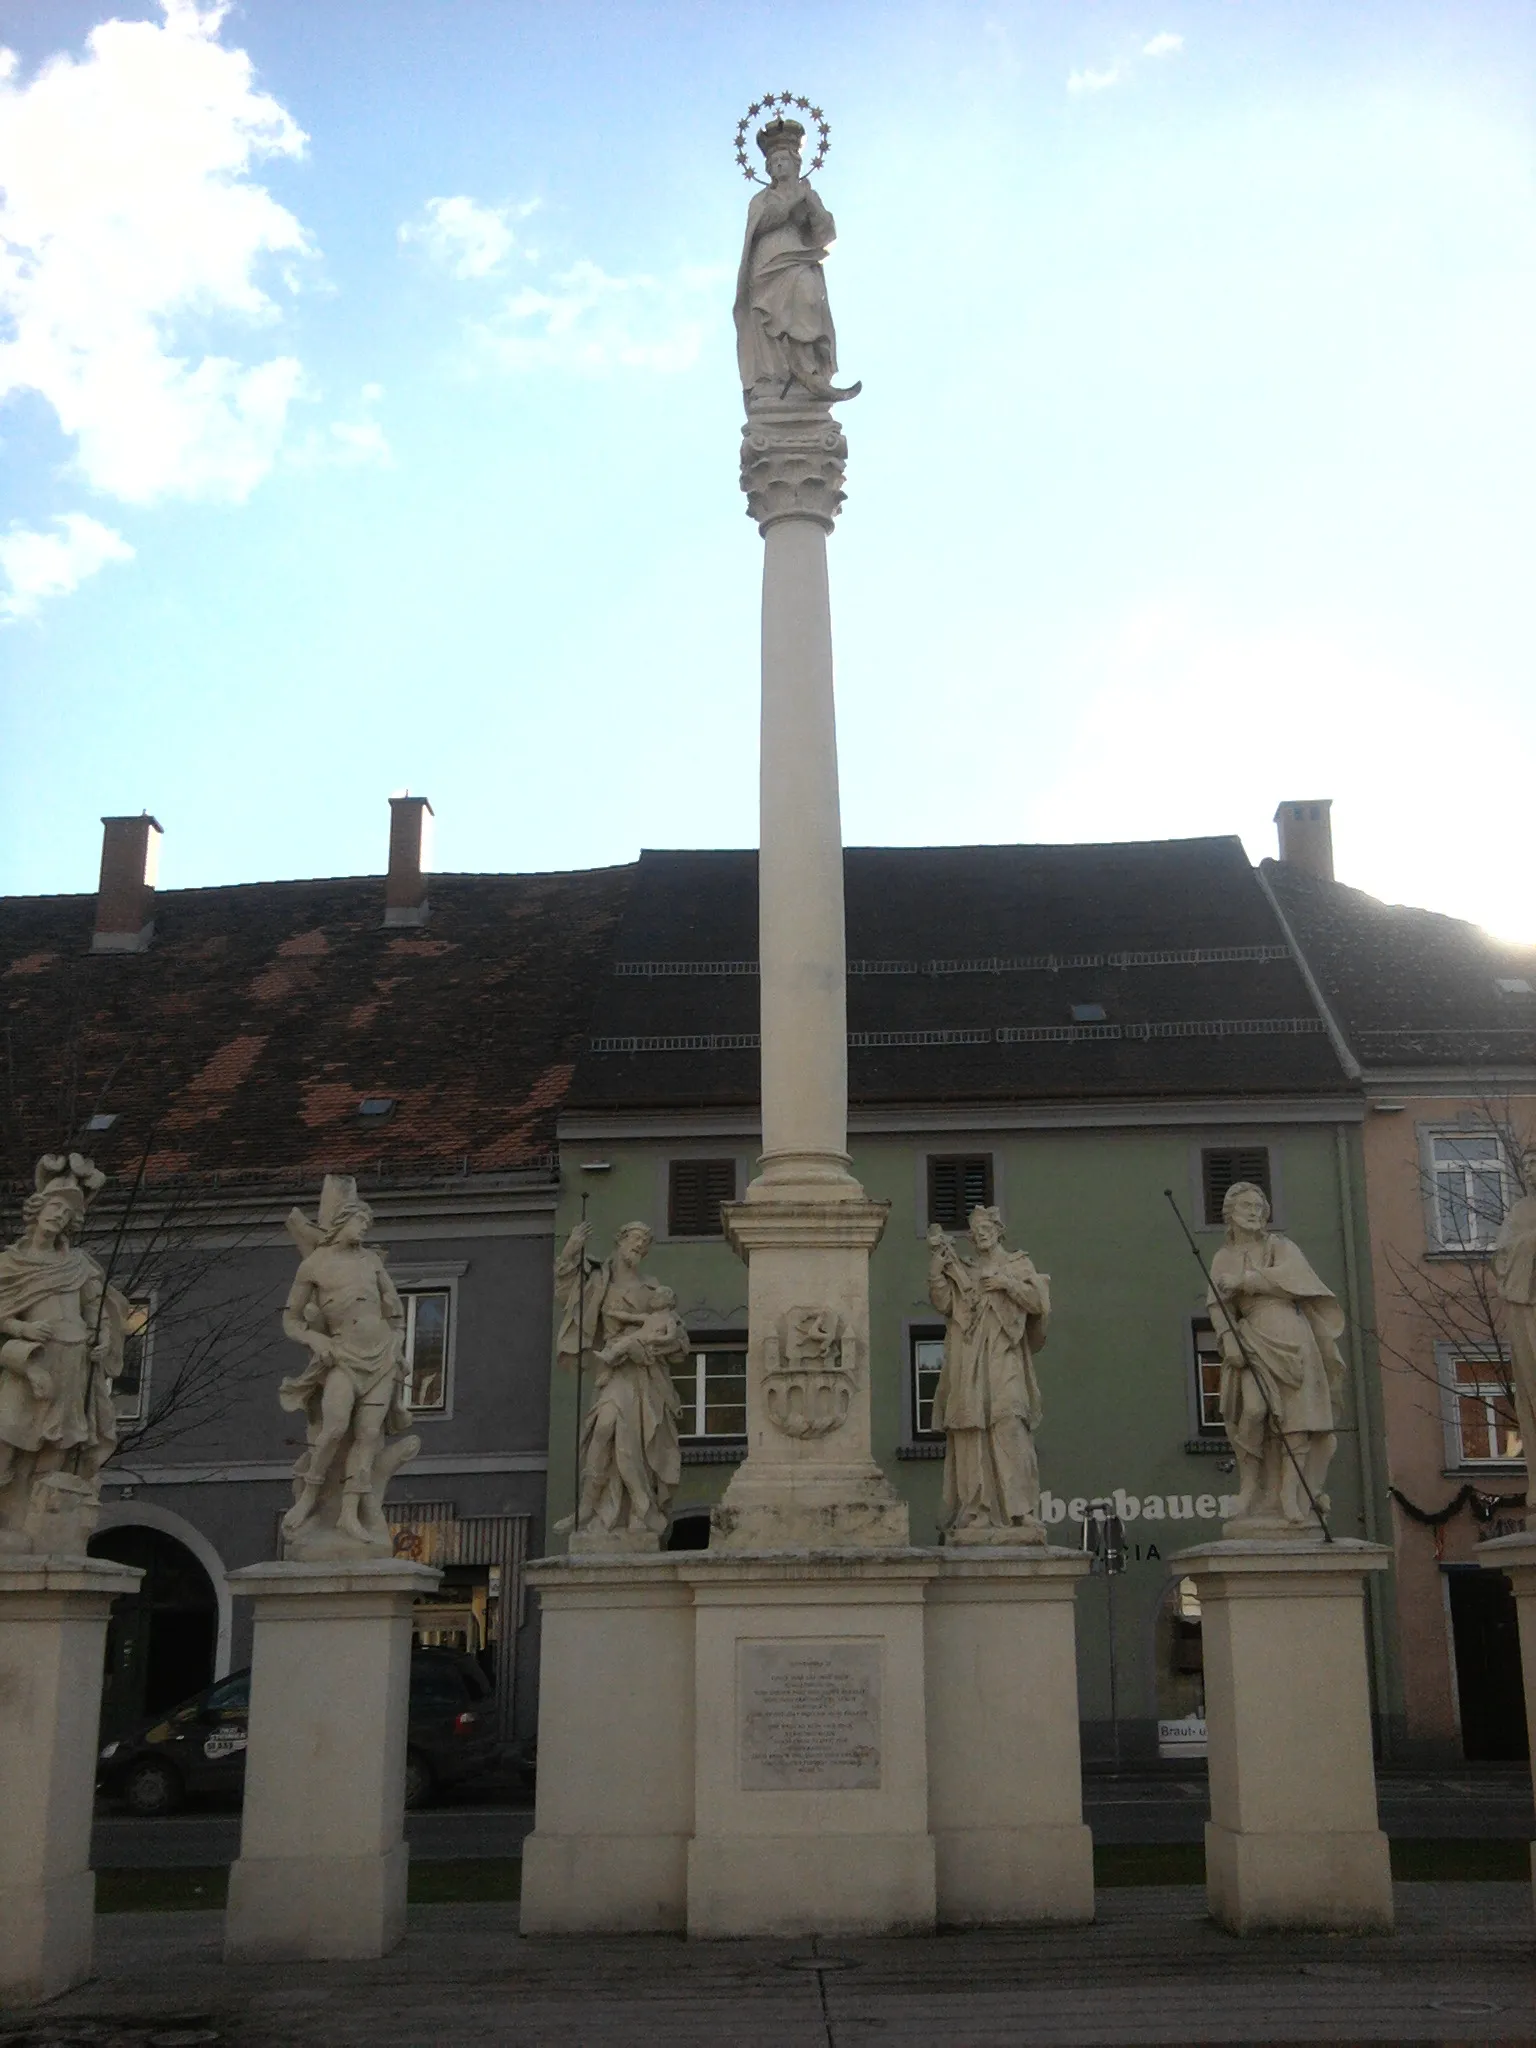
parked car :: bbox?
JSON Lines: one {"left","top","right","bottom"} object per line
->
{"left": 97, "top": 1647, "right": 499, "bottom": 1816}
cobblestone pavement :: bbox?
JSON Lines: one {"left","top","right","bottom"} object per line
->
{"left": 3, "top": 1885, "right": 1533, "bottom": 2048}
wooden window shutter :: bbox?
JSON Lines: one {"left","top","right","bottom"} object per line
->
{"left": 668, "top": 1158, "right": 738, "bottom": 1237}
{"left": 1201, "top": 1147, "right": 1272, "bottom": 1227}
{"left": 927, "top": 1154, "right": 995, "bottom": 1231}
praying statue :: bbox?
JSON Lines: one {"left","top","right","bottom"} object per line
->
{"left": 734, "top": 115, "right": 860, "bottom": 407}
{"left": 1491, "top": 1153, "right": 1536, "bottom": 1507}
{"left": 555, "top": 1220, "right": 685, "bottom": 1549}
{"left": 279, "top": 1175, "right": 420, "bottom": 1559}
{"left": 926, "top": 1206, "right": 1051, "bottom": 1543}
{"left": 0, "top": 1153, "right": 126, "bottom": 1555}
{"left": 1208, "top": 1182, "right": 1347, "bottom": 1535}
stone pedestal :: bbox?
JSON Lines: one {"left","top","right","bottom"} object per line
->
{"left": 224, "top": 1558, "right": 440, "bottom": 1961}
{"left": 926, "top": 1548, "right": 1094, "bottom": 1925}
{"left": 520, "top": 1555, "right": 694, "bottom": 1934}
{"left": 1476, "top": 1530, "right": 1536, "bottom": 1906}
{"left": 0, "top": 1556, "right": 142, "bottom": 2006}
{"left": 682, "top": 1553, "right": 936, "bottom": 1938}
{"left": 1175, "top": 1540, "right": 1392, "bottom": 1934}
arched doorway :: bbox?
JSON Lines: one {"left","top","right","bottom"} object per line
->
{"left": 90, "top": 1524, "right": 219, "bottom": 1741}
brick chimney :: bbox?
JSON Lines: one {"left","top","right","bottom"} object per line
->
{"left": 92, "top": 814, "right": 163, "bottom": 953}
{"left": 1274, "top": 799, "right": 1334, "bottom": 883}
{"left": 384, "top": 795, "right": 432, "bottom": 927}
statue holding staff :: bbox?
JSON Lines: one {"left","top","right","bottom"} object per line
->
{"left": 1208, "top": 1181, "right": 1346, "bottom": 1534}
{"left": 555, "top": 1220, "right": 685, "bottom": 1546}
{"left": 926, "top": 1206, "right": 1051, "bottom": 1542}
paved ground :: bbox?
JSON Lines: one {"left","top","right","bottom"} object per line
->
{"left": 3, "top": 1885, "right": 1533, "bottom": 2047}
{"left": 90, "top": 1766, "right": 1535, "bottom": 1868}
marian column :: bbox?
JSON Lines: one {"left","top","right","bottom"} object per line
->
{"left": 714, "top": 102, "right": 907, "bottom": 1549}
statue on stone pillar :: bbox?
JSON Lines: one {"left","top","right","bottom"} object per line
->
{"left": 1208, "top": 1182, "right": 1347, "bottom": 1535}
{"left": 0, "top": 1154, "right": 126, "bottom": 1554}
{"left": 926, "top": 1206, "right": 1050, "bottom": 1543}
{"left": 279, "top": 1175, "right": 420, "bottom": 1559}
{"left": 555, "top": 1220, "right": 685, "bottom": 1548}
{"left": 734, "top": 114, "right": 860, "bottom": 408}
{"left": 1491, "top": 1151, "right": 1536, "bottom": 1508}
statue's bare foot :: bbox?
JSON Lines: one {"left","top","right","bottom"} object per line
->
{"left": 337, "top": 1499, "right": 370, "bottom": 1545}
{"left": 282, "top": 1493, "right": 317, "bottom": 1537}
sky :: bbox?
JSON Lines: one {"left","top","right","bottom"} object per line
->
{"left": 2, "top": 0, "right": 1534, "bottom": 939}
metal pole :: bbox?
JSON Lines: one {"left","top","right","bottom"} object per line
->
{"left": 1162, "top": 1189, "right": 1332, "bottom": 1542}
{"left": 570, "top": 1191, "right": 588, "bottom": 1540}
{"left": 1106, "top": 1565, "right": 1120, "bottom": 1775}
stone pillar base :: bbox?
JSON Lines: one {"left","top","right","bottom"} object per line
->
{"left": 1477, "top": 1530, "right": 1536, "bottom": 1915}
{"left": 226, "top": 1844, "right": 407, "bottom": 1961}
{"left": 687, "top": 1831, "right": 935, "bottom": 1938}
{"left": 223, "top": 1558, "right": 440, "bottom": 1963}
{"left": 927, "top": 1547, "right": 1094, "bottom": 1925}
{"left": 521, "top": 1833, "right": 691, "bottom": 1935}
{"left": 1205, "top": 1821, "right": 1392, "bottom": 1934}
{"left": 0, "top": 1556, "right": 142, "bottom": 2006}
{"left": 1174, "top": 1539, "right": 1393, "bottom": 1936}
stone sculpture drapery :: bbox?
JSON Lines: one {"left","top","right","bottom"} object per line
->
{"left": 1208, "top": 1181, "right": 1347, "bottom": 1536}
{"left": 927, "top": 1205, "right": 1051, "bottom": 1543}
{"left": 555, "top": 1220, "right": 685, "bottom": 1548}
{"left": 279, "top": 1174, "right": 420, "bottom": 1559}
{"left": 734, "top": 115, "right": 859, "bottom": 407}
{"left": 0, "top": 1153, "right": 125, "bottom": 1555}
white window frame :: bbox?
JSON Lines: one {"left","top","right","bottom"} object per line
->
{"left": 1189, "top": 1314, "right": 1225, "bottom": 1439}
{"left": 113, "top": 1290, "right": 156, "bottom": 1424}
{"left": 389, "top": 1265, "right": 464, "bottom": 1423}
{"left": 1422, "top": 1127, "right": 1517, "bottom": 1255}
{"left": 907, "top": 1321, "right": 946, "bottom": 1443}
{"left": 1436, "top": 1340, "right": 1525, "bottom": 1472}
{"left": 673, "top": 1332, "right": 747, "bottom": 1441}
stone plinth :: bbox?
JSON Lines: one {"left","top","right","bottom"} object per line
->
{"left": 681, "top": 1552, "right": 937, "bottom": 1938}
{"left": 1476, "top": 1531, "right": 1536, "bottom": 1906}
{"left": 926, "top": 1547, "right": 1094, "bottom": 1925}
{"left": 520, "top": 1555, "right": 694, "bottom": 1934}
{"left": 0, "top": 1555, "right": 142, "bottom": 2006}
{"left": 1175, "top": 1540, "right": 1392, "bottom": 1934}
{"left": 224, "top": 1558, "right": 440, "bottom": 1961}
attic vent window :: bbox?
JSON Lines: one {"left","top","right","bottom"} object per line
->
{"left": 1201, "top": 1147, "right": 1272, "bottom": 1227}
{"left": 1070, "top": 1004, "right": 1107, "bottom": 1023}
{"left": 85, "top": 1113, "right": 117, "bottom": 1133}
{"left": 358, "top": 1096, "right": 397, "bottom": 1119}
{"left": 1495, "top": 979, "right": 1534, "bottom": 997}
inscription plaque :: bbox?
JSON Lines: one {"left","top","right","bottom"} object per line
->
{"left": 738, "top": 1639, "right": 882, "bottom": 1791}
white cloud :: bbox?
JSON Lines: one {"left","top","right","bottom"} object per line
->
{"left": 1067, "top": 65, "right": 1121, "bottom": 95}
{"left": 0, "top": 0, "right": 312, "bottom": 505}
{"left": 399, "top": 194, "right": 538, "bottom": 280}
{"left": 471, "top": 258, "right": 715, "bottom": 374}
{"left": 285, "top": 382, "right": 393, "bottom": 470}
{"left": 1143, "top": 32, "right": 1185, "bottom": 58}
{"left": 0, "top": 512, "right": 133, "bottom": 621}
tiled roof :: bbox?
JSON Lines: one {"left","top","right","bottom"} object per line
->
{"left": 0, "top": 867, "right": 633, "bottom": 1187}
{"left": 569, "top": 840, "right": 1349, "bottom": 1110}
{"left": 1263, "top": 860, "right": 1536, "bottom": 1071}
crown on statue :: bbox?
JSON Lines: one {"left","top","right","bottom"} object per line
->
{"left": 756, "top": 115, "right": 805, "bottom": 159}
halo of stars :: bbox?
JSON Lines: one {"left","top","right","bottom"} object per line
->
{"left": 732, "top": 93, "right": 830, "bottom": 184}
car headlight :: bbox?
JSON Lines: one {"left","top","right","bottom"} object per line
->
{"left": 98, "top": 1740, "right": 121, "bottom": 1761}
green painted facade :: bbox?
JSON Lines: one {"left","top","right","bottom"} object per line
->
{"left": 545, "top": 1114, "right": 1399, "bottom": 1756}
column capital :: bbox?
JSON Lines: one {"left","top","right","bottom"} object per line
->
{"left": 740, "top": 395, "right": 846, "bottom": 532}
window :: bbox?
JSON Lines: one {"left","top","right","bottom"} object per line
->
{"left": 927, "top": 1154, "right": 994, "bottom": 1231}
{"left": 114, "top": 1295, "right": 153, "bottom": 1423}
{"left": 1191, "top": 1318, "right": 1225, "bottom": 1437}
{"left": 1429, "top": 1134, "right": 1512, "bottom": 1251}
{"left": 910, "top": 1325, "right": 946, "bottom": 1440}
{"left": 402, "top": 1288, "right": 451, "bottom": 1412}
{"left": 1201, "top": 1147, "right": 1271, "bottom": 1227}
{"left": 671, "top": 1334, "right": 747, "bottom": 1439}
{"left": 1448, "top": 1354, "right": 1523, "bottom": 1465}
{"left": 667, "top": 1158, "right": 737, "bottom": 1238}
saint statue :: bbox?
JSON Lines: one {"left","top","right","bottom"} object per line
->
{"left": 926, "top": 1206, "right": 1051, "bottom": 1542}
{"left": 279, "top": 1175, "right": 420, "bottom": 1558}
{"left": 0, "top": 1153, "right": 126, "bottom": 1554}
{"left": 734, "top": 115, "right": 860, "bottom": 407}
{"left": 1491, "top": 1152, "right": 1536, "bottom": 1507}
{"left": 555, "top": 1220, "right": 685, "bottom": 1547}
{"left": 1208, "top": 1182, "right": 1347, "bottom": 1535}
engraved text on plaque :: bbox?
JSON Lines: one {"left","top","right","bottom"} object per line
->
{"left": 738, "top": 1639, "right": 882, "bottom": 1790}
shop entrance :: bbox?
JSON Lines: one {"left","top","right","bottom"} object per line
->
{"left": 1448, "top": 1566, "right": 1529, "bottom": 1762}
{"left": 89, "top": 1524, "right": 219, "bottom": 1741}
